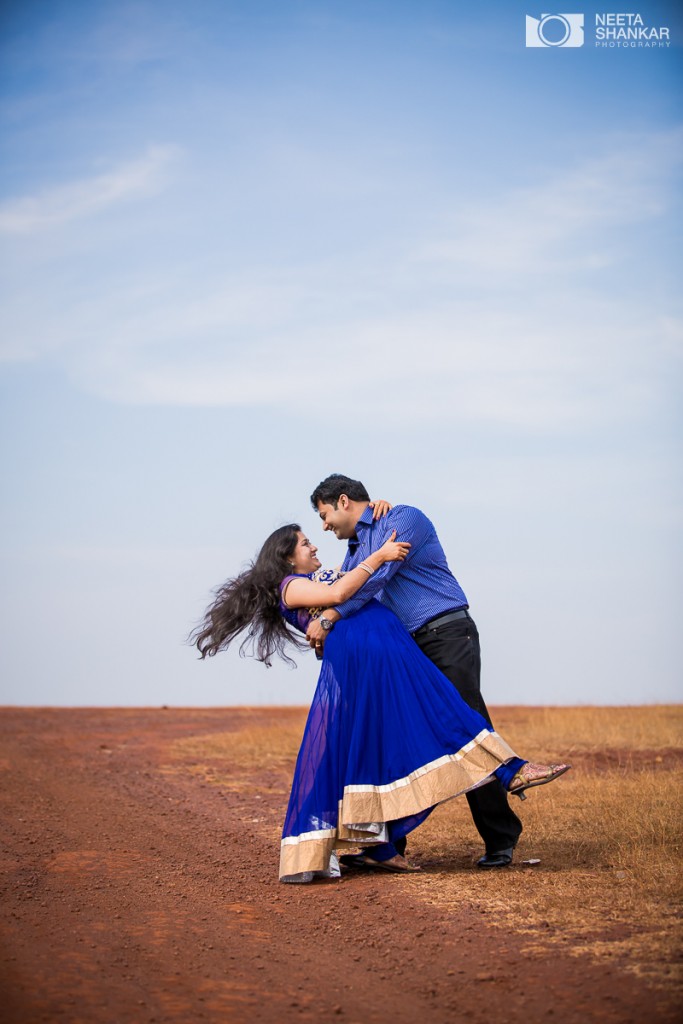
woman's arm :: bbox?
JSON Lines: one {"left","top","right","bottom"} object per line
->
{"left": 281, "top": 531, "right": 410, "bottom": 610}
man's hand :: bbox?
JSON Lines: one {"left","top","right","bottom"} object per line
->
{"left": 306, "top": 617, "right": 327, "bottom": 652}
{"left": 306, "top": 609, "right": 341, "bottom": 653}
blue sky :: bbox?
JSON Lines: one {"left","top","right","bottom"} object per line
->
{"left": 1, "top": 0, "right": 681, "bottom": 706}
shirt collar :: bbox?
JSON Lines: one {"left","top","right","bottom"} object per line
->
{"left": 347, "top": 505, "right": 374, "bottom": 553}
{"left": 356, "top": 505, "right": 375, "bottom": 529}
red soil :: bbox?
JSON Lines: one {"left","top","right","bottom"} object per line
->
{"left": 0, "top": 708, "right": 678, "bottom": 1023}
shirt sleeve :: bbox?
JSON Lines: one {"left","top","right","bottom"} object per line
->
{"left": 334, "top": 506, "right": 432, "bottom": 619}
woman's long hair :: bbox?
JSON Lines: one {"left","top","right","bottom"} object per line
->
{"left": 190, "top": 524, "right": 309, "bottom": 667}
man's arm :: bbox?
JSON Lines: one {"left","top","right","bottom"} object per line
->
{"left": 334, "top": 506, "right": 431, "bottom": 618}
{"left": 306, "top": 507, "right": 429, "bottom": 649}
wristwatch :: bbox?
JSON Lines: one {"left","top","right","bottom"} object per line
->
{"left": 319, "top": 617, "right": 334, "bottom": 632}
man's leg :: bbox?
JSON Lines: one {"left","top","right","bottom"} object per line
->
{"left": 412, "top": 616, "right": 522, "bottom": 858}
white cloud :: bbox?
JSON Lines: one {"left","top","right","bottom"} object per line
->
{"left": 55, "top": 287, "right": 675, "bottom": 435}
{"left": 3, "top": 262, "right": 677, "bottom": 429}
{"left": 0, "top": 145, "right": 179, "bottom": 234}
{"left": 415, "top": 127, "right": 683, "bottom": 276}
{"left": 0, "top": 131, "right": 679, "bottom": 430}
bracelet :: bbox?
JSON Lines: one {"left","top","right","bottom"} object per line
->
{"left": 358, "top": 562, "right": 374, "bottom": 575}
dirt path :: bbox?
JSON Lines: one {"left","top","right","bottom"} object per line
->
{"left": 0, "top": 709, "right": 678, "bottom": 1023}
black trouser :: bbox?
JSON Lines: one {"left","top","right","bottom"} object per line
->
{"left": 395, "top": 613, "right": 522, "bottom": 856}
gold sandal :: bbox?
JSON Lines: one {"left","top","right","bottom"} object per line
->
{"left": 508, "top": 762, "right": 571, "bottom": 800}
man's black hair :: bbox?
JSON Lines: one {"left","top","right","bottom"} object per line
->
{"left": 310, "top": 474, "right": 370, "bottom": 510}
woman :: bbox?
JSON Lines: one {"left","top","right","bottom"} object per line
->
{"left": 193, "top": 522, "right": 570, "bottom": 883}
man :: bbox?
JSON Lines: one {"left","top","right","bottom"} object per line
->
{"left": 305, "top": 473, "right": 522, "bottom": 869}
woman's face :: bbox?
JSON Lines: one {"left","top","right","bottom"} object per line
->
{"left": 289, "top": 531, "right": 321, "bottom": 575}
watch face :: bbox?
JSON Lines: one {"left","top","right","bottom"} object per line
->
{"left": 320, "top": 617, "right": 332, "bottom": 631}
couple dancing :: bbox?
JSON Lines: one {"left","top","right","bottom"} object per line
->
{"left": 193, "top": 474, "right": 570, "bottom": 883}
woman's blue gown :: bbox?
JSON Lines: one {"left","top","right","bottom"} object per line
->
{"left": 279, "top": 572, "right": 523, "bottom": 883}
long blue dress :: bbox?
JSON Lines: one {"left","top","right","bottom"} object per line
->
{"left": 279, "top": 571, "right": 523, "bottom": 883}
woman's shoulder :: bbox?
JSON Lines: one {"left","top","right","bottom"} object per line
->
{"left": 279, "top": 573, "right": 303, "bottom": 593}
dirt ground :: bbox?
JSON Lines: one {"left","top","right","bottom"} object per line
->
{"left": 0, "top": 707, "right": 680, "bottom": 1024}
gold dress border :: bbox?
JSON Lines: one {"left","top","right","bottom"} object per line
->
{"left": 279, "top": 730, "right": 516, "bottom": 879}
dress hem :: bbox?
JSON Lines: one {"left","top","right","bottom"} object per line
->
{"left": 279, "top": 730, "right": 516, "bottom": 879}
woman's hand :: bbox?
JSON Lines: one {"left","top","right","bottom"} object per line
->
{"left": 369, "top": 499, "right": 392, "bottom": 520}
{"left": 378, "top": 529, "right": 411, "bottom": 563}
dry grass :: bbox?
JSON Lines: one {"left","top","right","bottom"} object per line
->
{"left": 491, "top": 704, "right": 683, "bottom": 755}
{"left": 169, "top": 720, "right": 306, "bottom": 794}
{"left": 409, "top": 706, "right": 683, "bottom": 991}
{"left": 170, "top": 705, "right": 683, "bottom": 990}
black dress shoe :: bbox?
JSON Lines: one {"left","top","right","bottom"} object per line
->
{"left": 477, "top": 847, "right": 514, "bottom": 869}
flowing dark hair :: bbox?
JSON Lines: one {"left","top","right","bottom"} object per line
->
{"left": 190, "top": 524, "right": 308, "bottom": 667}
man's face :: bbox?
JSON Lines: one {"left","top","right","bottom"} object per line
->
{"left": 316, "top": 498, "right": 358, "bottom": 540}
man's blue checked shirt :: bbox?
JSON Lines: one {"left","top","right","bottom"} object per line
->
{"left": 336, "top": 504, "right": 468, "bottom": 633}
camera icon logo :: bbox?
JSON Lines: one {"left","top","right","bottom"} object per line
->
{"left": 526, "top": 13, "right": 584, "bottom": 47}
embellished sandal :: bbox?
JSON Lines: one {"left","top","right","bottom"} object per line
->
{"left": 508, "top": 762, "right": 571, "bottom": 800}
